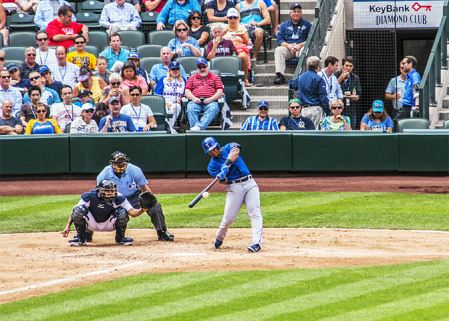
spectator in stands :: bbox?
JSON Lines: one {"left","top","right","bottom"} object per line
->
{"left": 92, "top": 101, "right": 109, "bottom": 125}
{"left": 156, "top": 0, "right": 201, "bottom": 31}
{"left": 144, "top": 0, "right": 167, "bottom": 13}
{"left": 121, "top": 61, "right": 148, "bottom": 95}
{"left": 0, "top": 70, "right": 23, "bottom": 118}
{"left": 99, "top": 96, "right": 137, "bottom": 132}
{"left": 288, "top": 56, "right": 330, "bottom": 129}
{"left": 34, "top": 0, "right": 75, "bottom": 31}
{"left": 49, "top": 46, "right": 80, "bottom": 89}
{"left": 335, "top": 56, "right": 361, "bottom": 129}
{"left": 149, "top": 47, "right": 187, "bottom": 87}
{"left": 264, "top": 0, "right": 278, "bottom": 35}
{"left": 398, "top": 56, "right": 421, "bottom": 120}
{"left": 185, "top": 58, "right": 223, "bottom": 131}
{"left": 168, "top": 20, "right": 202, "bottom": 57}
{"left": 279, "top": 98, "right": 315, "bottom": 130}
{"left": 121, "top": 86, "right": 156, "bottom": 131}
{"left": 73, "top": 89, "right": 93, "bottom": 108}
{"left": 47, "top": 5, "right": 88, "bottom": 49}
{"left": 25, "top": 102, "right": 62, "bottom": 134}
{"left": 0, "top": 50, "right": 5, "bottom": 71}
{"left": 318, "top": 56, "right": 343, "bottom": 103}
{"left": 66, "top": 35, "right": 97, "bottom": 70}
{"left": 320, "top": 99, "right": 351, "bottom": 131}
{"left": 23, "top": 70, "right": 61, "bottom": 106}
{"left": 100, "top": 33, "right": 131, "bottom": 70}
{"left": 94, "top": 56, "right": 112, "bottom": 85}
{"left": 70, "top": 103, "right": 99, "bottom": 133}
{"left": 74, "top": 66, "right": 108, "bottom": 104}
{"left": 0, "top": 100, "right": 23, "bottom": 135}
{"left": 206, "top": 25, "right": 238, "bottom": 60}
{"left": 241, "top": 100, "right": 279, "bottom": 131}
{"left": 50, "top": 85, "right": 81, "bottom": 132}
{"left": 154, "top": 61, "right": 186, "bottom": 134}
{"left": 105, "top": 0, "right": 141, "bottom": 13}
{"left": 100, "top": 72, "right": 130, "bottom": 105}
{"left": 0, "top": 6, "right": 7, "bottom": 47}
{"left": 8, "top": 63, "right": 31, "bottom": 95}
{"left": 36, "top": 31, "right": 57, "bottom": 67}
{"left": 100, "top": 0, "right": 142, "bottom": 35}
{"left": 222, "top": 9, "right": 252, "bottom": 86}
{"left": 127, "top": 53, "right": 150, "bottom": 88}
{"left": 360, "top": 100, "right": 393, "bottom": 133}
{"left": 2, "top": 0, "right": 17, "bottom": 16}
{"left": 274, "top": 3, "right": 311, "bottom": 85}
{"left": 236, "top": 0, "right": 270, "bottom": 60}
{"left": 19, "top": 47, "right": 40, "bottom": 80}
{"left": 206, "top": 0, "right": 236, "bottom": 25}
{"left": 41, "top": 65, "right": 64, "bottom": 97}
{"left": 20, "top": 86, "right": 50, "bottom": 127}
{"left": 187, "top": 11, "right": 210, "bottom": 47}
{"left": 385, "top": 63, "right": 407, "bottom": 121}
{"left": 16, "top": 0, "right": 39, "bottom": 14}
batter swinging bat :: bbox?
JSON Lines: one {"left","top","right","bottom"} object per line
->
{"left": 188, "top": 177, "right": 219, "bottom": 208}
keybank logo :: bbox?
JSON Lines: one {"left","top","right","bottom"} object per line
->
{"left": 369, "top": 5, "right": 410, "bottom": 14}
{"left": 412, "top": 2, "right": 432, "bottom": 11}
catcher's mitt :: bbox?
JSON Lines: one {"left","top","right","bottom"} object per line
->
{"left": 139, "top": 191, "right": 157, "bottom": 209}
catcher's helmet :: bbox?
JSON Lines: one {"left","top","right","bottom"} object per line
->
{"left": 110, "top": 151, "right": 130, "bottom": 174}
{"left": 202, "top": 137, "right": 220, "bottom": 153}
{"left": 97, "top": 179, "right": 118, "bottom": 205}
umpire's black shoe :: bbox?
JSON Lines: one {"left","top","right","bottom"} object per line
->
{"left": 157, "top": 230, "right": 174, "bottom": 242}
{"left": 116, "top": 237, "right": 134, "bottom": 246}
{"left": 274, "top": 73, "right": 286, "bottom": 85}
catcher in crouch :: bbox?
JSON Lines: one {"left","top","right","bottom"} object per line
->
{"left": 61, "top": 179, "right": 157, "bottom": 246}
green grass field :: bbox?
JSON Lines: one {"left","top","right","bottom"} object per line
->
{"left": 1, "top": 191, "right": 449, "bottom": 319}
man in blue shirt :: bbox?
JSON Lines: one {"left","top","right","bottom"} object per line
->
{"left": 100, "top": 0, "right": 142, "bottom": 35}
{"left": 385, "top": 63, "right": 407, "bottom": 121}
{"left": 156, "top": 0, "right": 201, "bottom": 30}
{"left": 288, "top": 56, "right": 330, "bottom": 129}
{"left": 240, "top": 100, "right": 279, "bottom": 130}
{"left": 149, "top": 47, "right": 187, "bottom": 88}
{"left": 0, "top": 70, "right": 23, "bottom": 118}
{"left": 23, "top": 70, "right": 61, "bottom": 106}
{"left": 274, "top": 3, "right": 311, "bottom": 85}
{"left": 100, "top": 33, "right": 131, "bottom": 70}
{"left": 279, "top": 98, "right": 315, "bottom": 130}
{"left": 398, "top": 56, "right": 421, "bottom": 120}
{"left": 99, "top": 97, "right": 137, "bottom": 132}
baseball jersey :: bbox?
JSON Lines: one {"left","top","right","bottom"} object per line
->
{"left": 279, "top": 116, "right": 315, "bottom": 130}
{"left": 360, "top": 114, "right": 394, "bottom": 131}
{"left": 240, "top": 116, "right": 279, "bottom": 131}
{"left": 77, "top": 189, "right": 133, "bottom": 223}
{"left": 50, "top": 103, "right": 82, "bottom": 131}
{"left": 97, "top": 163, "right": 148, "bottom": 198}
{"left": 25, "top": 119, "right": 62, "bottom": 134}
{"left": 154, "top": 76, "right": 186, "bottom": 105}
{"left": 66, "top": 51, "right": 97, "bottom": 70}
{"left": 207, "top": 143, "right": 251, "bottom": 183}
{"left": 402, "top": 69, "right": 421, "bottom": 106}
{"left": 98, "top": 114, "right": 137, "bottom": 132}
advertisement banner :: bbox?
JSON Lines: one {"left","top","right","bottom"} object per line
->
{"left": 353, "top": 0, "right": 444, "bottom": 29}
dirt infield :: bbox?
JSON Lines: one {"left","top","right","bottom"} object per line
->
{"left": 1, "top": 176, "right": 448, "bottom": 304}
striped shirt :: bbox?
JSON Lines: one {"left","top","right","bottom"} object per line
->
{"left": 240, "top": 116, "right": 279, "bottom": 131}
{"left": 185, "top": 72, "right": 223, "bottom": 98}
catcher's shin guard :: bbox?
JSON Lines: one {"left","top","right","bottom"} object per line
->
{"left": 71, "top": 205, "right": 88, "bottom": 243}
{"left": 113, "top": 208, "right": 129, "bottom": 243}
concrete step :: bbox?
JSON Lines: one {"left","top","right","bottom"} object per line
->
{"left": 280, "top": 0, "right": 317, "bottom": 10}
{"left": 254, "top": 72, "right": 293, "bottom": 85}
{"left": 434, "top": 120, "right": 444, "bottom": 129}
{"left": 439, "top": 109, "right": 449, "bottom": 120}
{"left": 443, "top": 95, "right": 449, "bottom": 108}
{"left": 246, "top": 86, "right": 289, "bottom": 96}
{"left": 255, "top": 61, "right": 297, "bottom": 74}
{"left": 255, "top": 49, "right": 275, "bottom": 61}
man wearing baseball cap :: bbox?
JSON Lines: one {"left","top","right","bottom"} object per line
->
{"left": 241, "top": 100, "right": 279, "bottom": 131}
{"left": 185, "top": 58, "right": 224, "bottom": 131}
{"left": 99, "top": 96, "right": 137, "bottom": 132}
{"left": 8, "top": 63, "right": 31, "bottom": 94}
{"left": 274, "top": 3, "right": 312, "bottom": 85}
{"left": 280, "top": 98, "right": 315, "bottom": 130}
{"left": 40, "top": 65, "right": 64, "bottom": 98}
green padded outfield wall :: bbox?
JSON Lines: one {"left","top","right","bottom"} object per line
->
{"left": 185, "top": 133, "right": 292, "bottom": 172}
{"left": 69, "top": 134, "right": 185, "bottom": 173}
{"left": 292, "top": 133, "right": 399, "bottom": 171}
{"left": 0, "top": 135, "right": 69, "bottom": 175}
{"left": 399, "top": 133, "right": 449, "bottom": 172}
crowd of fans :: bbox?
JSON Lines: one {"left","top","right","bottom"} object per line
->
{"left": 0, "top": 0, "right": 421, "bottom": 135}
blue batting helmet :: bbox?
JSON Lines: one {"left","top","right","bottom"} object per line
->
{"left": 202, "top": 137, "right": 220, "bottom": 153}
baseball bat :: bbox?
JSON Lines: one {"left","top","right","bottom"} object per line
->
{"left": 188, "top": 177, "right": 219, "bottom": 208}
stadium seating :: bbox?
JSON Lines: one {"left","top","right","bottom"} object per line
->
{"left": 78, "top": 0, "right": 104, "bottom": 14}
{"left": 3, "top": 47, "right": 27, "bottom": 61}
{"left": 140, "top": 12, "right": 158, "bottom": 41}
{"left": 397, "top": 118, "right": 430, "bottom": 132}
{"left": 175, "top": 56, "right": 198, "bottom": 75}
{"left": 87, "top": 31, "right": 109, "bottom": 52}
{"left": 148, "top": 30, "right": 174, "bottom": 46}
{"left": 443, "top": 119, "right": 449, "bottom": 129}
{"left": 140, "top": 95, "right": 169, "bottom": 132}
{"left": 5, "top": 60, "right": 25, "bottom": 67}
{"left": 140, "top": 57, "right": 162, "bottom": 74}
{"left": 8, "top": 13, "right": 38, "bottom": 33}
{"left": 136, "top": 44, "right": 163, "bottom": 58}
{"left": 210, "top": 56, "right": 243, "bottom": 103}
{"left": 75, "top": 12, "right": 102, "bottom": 30}
{"left": 117, "top": 30, "right": 145, "bottom": 50}
{"left": 9, "top": 32, "right": 36, "bottom": 47}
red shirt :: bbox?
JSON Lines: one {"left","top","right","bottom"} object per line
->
{"left": 143, "top": 0, "right": 167, "bottom": 13}
{"left": 47, "top": 19, "right": 84, "bottom": 49}
{"left": 185, "top": 72, "right": 224, "bottom": 99}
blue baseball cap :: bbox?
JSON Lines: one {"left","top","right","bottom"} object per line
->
{"left": 290, "top": 3, "right": 302, "bottom": 10}
{"left": 128, "top": 52, "right": 140, "bottom": 59}
{"left": 258, "top": 100, "right": 269, "bottom": 108}
{"left": 169, "top": 61, "right": 180, "bottom": 69}
{"left": 372, "top": 100, "right": 384, "bottom": 112}
{"left": 6, "top": 63, "right": 19, "bottom": 72}
{"left": 39, "top": 65, "right": 50, "bottom": 74}
{"left": 196, "top": 57, "right": 208, "bottom": 66}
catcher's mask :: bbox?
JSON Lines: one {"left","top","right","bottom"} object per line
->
{"left": 110, "top": 151, "right": 130, "bottom": 174}
{"left": 202, "top": 137, "right": 220, "bottom": 153}
{"left": 97, "top": 179, "right": 118, "bottom": 205}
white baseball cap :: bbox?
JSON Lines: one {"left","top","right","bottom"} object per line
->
{"left": 227, "top": 8, "right": 239, "bottom": 18}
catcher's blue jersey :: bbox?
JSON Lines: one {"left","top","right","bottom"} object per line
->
{"left": 207, "top": 143, "right": 251, "bottom": 183}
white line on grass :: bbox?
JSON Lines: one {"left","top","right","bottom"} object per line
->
{"left": 0, "top": 261, "right": 146, "bottom": 296}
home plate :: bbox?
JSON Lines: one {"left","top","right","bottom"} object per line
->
{"left": 172, "top": 253, "right": 207, "bottom": 257}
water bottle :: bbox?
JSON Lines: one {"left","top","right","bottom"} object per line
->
{"left": 247, "top": 38, "right": 253, "bottom": 51}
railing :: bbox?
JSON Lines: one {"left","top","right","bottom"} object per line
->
{"left": 289, "top": 0, "right": 339, "bottom": 98}
{"left": 419, "top": 0, "right": 449, "bottom": 120}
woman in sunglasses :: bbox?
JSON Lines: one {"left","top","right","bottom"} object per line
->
{"left": 187, "top": 11, "right": 210, "bottom": 47}
{"left": 70, "top": 103, "right": 99, "bottom": 133}
{"left": 25, "top": 102, "right": 62, "bottom": 134}
{"left": 168, "top": 20, "right": 202, "bottom": 57}
{"left": 360, "top": 100, "right": 393, "bottom": 133}
{"left": 100, "top": 72, "right": 130, "bottom": 105}
{"left": 120, "top": 61, "right": 148, "bottom": 95}
{"left": 73, "top": 66, "right": 107, "bottom": 104}
{"left": 320, "top": 99, "right": 352, "bottom": 131}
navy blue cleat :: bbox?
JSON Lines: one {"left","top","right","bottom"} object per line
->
{"left": 214, "top": 238, "right": 223, "bottom": 249}
{"left": 116, "top": 237, "right": 134, "bottom": 246}
{"left": 247, "top": 244, "right": 261, "bottom": 252}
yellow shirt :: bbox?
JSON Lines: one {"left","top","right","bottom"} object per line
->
{"left": 77, "top": 77, "right": 103, "bottom": 104}
{"left": 67, "top": 51, "right": 97, "bottom": 70}
{"left": 25, "top": 119, "right": 62, "bottom": 135}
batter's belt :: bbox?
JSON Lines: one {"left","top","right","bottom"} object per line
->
{"left": 229, "top": 175, "right": 253, "bottom": 184}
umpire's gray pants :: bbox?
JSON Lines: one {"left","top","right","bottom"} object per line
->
{"left": 127, "top": 191, "right": 167, "bottom": 231}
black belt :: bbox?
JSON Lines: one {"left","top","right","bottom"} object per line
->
{"left": 229, "top": 175, "right": 252, "bottom": 184}
{"left": 302, "top": 104, "right": 312, "bottom": 108}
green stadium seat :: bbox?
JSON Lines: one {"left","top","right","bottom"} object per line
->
{"left": 443, "top": 119, "right": 449, "bottom": 129}
{"left": 140, "top": 12, "right": 158, "bottom": 41}
{"left": 9, "top": 13, "right": 38, "bottom": 32}
{"left": 148, "top": 30, "right": 174, "bottom": 46}
{"left": 136, "top": 44, "right": 163, "bottom": 58}
{"left": 9, "top": 31, "right": 36, "bottom": 48}
{"left": 140, "top": 57, "right": 162, "bottom": 74}
{"left": 397, "top": 118, "right": 429, "bottom": 132}
{"left": 88, "top": 31, "right": 109, "bottom": 53}
{"left": 75, "top": 12, "right": 102, "bottom": 30}
{"left": 117, "top": 30, "right": 145, "bottom": 51}
{"left": 5, "top": 59, "right": 25, "bottom": 68}
{"left": 140, "top": 95, "right": 169, "bottom": 132}
{"left": 78, "top": 0, "right": 104, "bottom": 14}
{"left": 210, "top": 56, "right": 243, "bottom": 103}
{"left": 175, "top": 56, "right": 198, "bottom": 75}
{"left": 3, "top": 47, "right": 27, "bottom": 61}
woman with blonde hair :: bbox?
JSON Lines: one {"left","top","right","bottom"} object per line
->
{"left": 154, "top": 61, "right": 186, "bottom": 134}
{"left": 167, "top": 20, "right": 202, "bottom": 57}
{"left": 320, "top": 99, "right": 352, "bottom": 131}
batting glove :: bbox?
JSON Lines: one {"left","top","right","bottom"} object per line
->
{"left": 217, "top": 171, "right": 226, "bottom": 180}
{"left": 220, "top": 164, "right": 230, "bottom": 174}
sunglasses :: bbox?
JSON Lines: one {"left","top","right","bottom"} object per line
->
{"left": 30, "top": 76, "right": 41, "bottom": 81}
{"left": 177, "top": 28, "right": 187, "bottom": 32}
{"left": 290, "top": 105, "right": 301, "bottom": 109}
{"left": 228, "top": 16, "right": 238, "bottom": 19}
{"left": 42, "top": 72, "right": 50, "bottom": 76}
{"left": 36, "top": 110, "right": 46, "bottom": 113}
{"left": 75, "top": 41, "right": 86, "bottom": 45}
{"left": 27, "top": 53, "right": 36, "bottom": 57}
{"left": 331, "top": 107, "right": 343, "bottom": 110}
{"left": 171, "top": 68, "right": 180, "bottom": 71}
{"left": 84, "top": 109, "right": 94, "bottom": 113}
{"left": 0, "top": 57, "right": 5, "bottom": 61}
{"left": 192, "top": 16, "right": 201, "bottom": 20}
{"left": 111, "top": 82, "right": 120, "bottom": 86}
{"left": 37, "top": 38, "right": 48, "bottom": 42}
{"left": 197, "top": 65, "right": 207, "bottom": 70}
{"left": 259, "top": 107, "right": 268, "bottom": 111}
{"left": 1, "top": 75, "right": 10, "bottom": 79}
{"left": 130, "top": 93, "right": 141, "bottom": 97}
